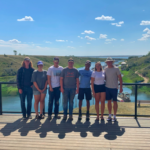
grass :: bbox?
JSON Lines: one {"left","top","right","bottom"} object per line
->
{"left": 0, "top": 55, "right": 105, "bottom": 77}
{"left": 73, "top": 102, "right": 150, "bottom": 116}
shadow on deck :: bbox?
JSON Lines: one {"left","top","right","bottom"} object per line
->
{"left": 0, "top": 115, "right": 150, "bottom": 150}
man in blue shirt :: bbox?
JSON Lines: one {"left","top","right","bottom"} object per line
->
{"left": 78, "top": 60, "right": 92, "bottom": 121}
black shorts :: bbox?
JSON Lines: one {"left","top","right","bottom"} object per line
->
{"left": 78, "top": 88, "right": 92, "bottom": 101}
{"left": 94, "top": 84, "right": 106, "bottom": 93}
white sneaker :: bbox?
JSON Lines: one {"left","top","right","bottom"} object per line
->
{"left": 107, "top": 117, "right": 112, "bottom": 121}
{"left": 112, "top": 117, "right": 117, "bottom": 122}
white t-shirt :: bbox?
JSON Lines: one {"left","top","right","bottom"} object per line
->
{"left": 91, "top": 71, "right": 105, "bottom": 85}
{"left": 47, "top": 66, "right": 63, "bottom": 88}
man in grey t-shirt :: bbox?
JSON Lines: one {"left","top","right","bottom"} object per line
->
{"left": 104, "top": 58, "right": 123, "bottom": 122}
{"left": 60, "top": 58, "right": 79, "bottom": 121}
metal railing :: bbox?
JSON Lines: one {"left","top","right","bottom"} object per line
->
{"left": 0, "top": 82, "right": 150, "bottom": 119}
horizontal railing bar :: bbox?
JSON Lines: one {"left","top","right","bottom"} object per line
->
{"left": 1, "top": 82, "right": 150, "bottom": 86}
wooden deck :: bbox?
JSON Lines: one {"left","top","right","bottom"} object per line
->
{"left": 0, "top": 114, "right": 150, "bottom": 150}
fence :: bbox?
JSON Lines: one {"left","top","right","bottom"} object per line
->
{"left": 0, "top": 82, "right": 150, "bottom": 119}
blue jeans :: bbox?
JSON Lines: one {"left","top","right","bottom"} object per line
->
{"left": 19, "top": 87, "right": 33, "bottom": 117}
{"left": 63, "top": 88, "right": 76, "bottom": 116}
{"left": 48, "top": 87, "right": 60, "bottom": 116}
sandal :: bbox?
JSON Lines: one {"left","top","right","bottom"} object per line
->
{"left": 95, "top": 117, "right": 99, "bottom": 121}
{"left": 100, "top": 117, "right": 104, "bottom": 121}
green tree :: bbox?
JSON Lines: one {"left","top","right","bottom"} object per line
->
{"left": 13, "top": 50, "right": 17, "bottom": 55}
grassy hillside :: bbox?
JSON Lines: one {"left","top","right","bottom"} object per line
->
{"left": 0, "top": 55, "right": 105, "bottom": 77}
{"left": 121, "top": 53, "right": 150, "bottom": 94}
{"left": 0, "top": 55, "right": 105, "bottom": 96}
{"left": 127, "top": 53, "right": 150, "bottom": 79}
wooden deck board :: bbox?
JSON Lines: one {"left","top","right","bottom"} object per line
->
{"left": 0, "top": 114, "right": 150, "bottom": 150}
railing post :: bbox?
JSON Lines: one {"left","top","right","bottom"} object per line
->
{"left": 0, "top": 83, "right": 2, "bottom": 115}
{"left": 135, "top": 84, "right": 137, "bottom": 119}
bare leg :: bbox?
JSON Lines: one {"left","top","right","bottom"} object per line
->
{"left": 34, "top": 95, "right": 41, "bottom": 115}
{"left": 95, "top": 93, "right": 100, "bottom": 119}
{"left": 107, "top": 100, "right": 112, "bottom": 115}
{"left": 79, "top": 100, "right": 82, "bottom": 110}
{"left": 40, "top": 93, "right": 46, "bottom": 115}
{"left": 86, "top": 100, "right": 90, "bottom": 111}
{"left": 100, "top": 92, "right": 106, "bottom": 119}
{"left": 113, "top": 101, "right": 118, "bottom": 115}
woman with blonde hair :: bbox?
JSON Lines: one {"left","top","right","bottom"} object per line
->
{"left": 91, "top": 61, "right": 106, "bottom": 121}
{"left": 17, "top": 57, "right": 34, "bottom": 120}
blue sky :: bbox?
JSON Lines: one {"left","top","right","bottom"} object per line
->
{"left": 0, "top": 0, "right": 150, "bottom": 56}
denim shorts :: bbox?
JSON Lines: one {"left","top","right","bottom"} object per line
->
{"left": 33, "top": 89, "right": 47, "bottom": 95}
{"left": 106, "top": 87, "right": 118, "bottom": 101}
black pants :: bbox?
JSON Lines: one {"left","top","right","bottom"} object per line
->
{"left": 48, "top": 87, "right": 60, "bottom": 116}
{"left": 19, "top": 87, "right": 33, "bottom": 118}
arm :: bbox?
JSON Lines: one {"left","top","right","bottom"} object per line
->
{"left": 47, "top": 75, "right": 53, "bottom": 91}
{"left": 76, "top": 78, "right": 79, "bottom": 94}
{"left": 33, "top": 82, "right": 42, "bottom": 93}
{"left": 118, "top": 74, "right": 123, "bottom": 93}
{"left": 60, "top": 77, "right": 64, "bottom": 93}
{"left": 30, "top": 69, "right": 34, "bottom": 87}
{"left": 17, "top": 68, "right": 23, "bottom": 94}
{"left": 91, "top": 77, "right": 95, "bottom": 97}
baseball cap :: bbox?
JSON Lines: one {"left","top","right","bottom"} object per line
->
{"left": 24, "top": 57, "right": 30, "bottom": 61}
{"left": 85, "top": 60, "right": 91, "bottom": 64}
{"left": 68, "top": 58, "right": 74, "bottom": 62}
{"left": 53, "top": 57, "right": 59, "bottom": 62}
{"left": 37, "top": 61, "right": 43, "bottom": 66}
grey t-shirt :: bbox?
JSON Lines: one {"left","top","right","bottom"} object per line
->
{"left": 31, "top": 70, "right": 47, "bottom": 91}
{"left": 104, "top": 66, "right": 121, "bottom": 89}
{"left": 61, "top": 67, "right": 79, "bottom": 88}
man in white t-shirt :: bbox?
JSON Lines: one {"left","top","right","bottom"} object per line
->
{"left": 47, "top": 57, "right": 63, "bottom": 120}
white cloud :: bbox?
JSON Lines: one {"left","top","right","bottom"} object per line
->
{"left": 120, "top": 39, "right": 124, "bottom": 41}
{"left": 140, "top": 21, "right": 150, "bottom": 25}
{"left": 95, "top": 15, "right": 115, "bottom": 21}
{"left": 87, "top": 42, "right": 91, "bottom": 44}
{"left": 17, "top": 16, "right": 34, "bottom": 21}
{"left": 45, "top": 41, "right": 52, "bottom": 44}
{"left": 111, "top": 21, "right": 124, "bottom": 27}
{"left": 99, "top": 34, "right": 107, "bottom": 39}
{"left": 66, "top": 40, "right": 68, "bottom": 42}
{"left": 9, "top": 39, "right": 21, "bottom": 43}
{"left": 105, "top": 38, "right": 117, "bottom": 41}
{"left": 138, "top": 28, "right": 150, "bottom": 41}
{"left": 67, "top": 46, "right": 75, "bottom": 49}
{"left": 56, "top": 40, "right": 65, "bottom": 42}
{"left": 78, "top": 36, "right": 83, "bottom": 39}
{"left": 85, "top": 36, "right": 96, "bottom": 41}
{"left": 70, "top": 41, "right": 73, "bottom": 43}
{"left": 81, "top": 30, "right": 95, "bottom": 34}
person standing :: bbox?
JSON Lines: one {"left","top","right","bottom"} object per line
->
{"left": 47, "top": 57, "right": 63, "bottom": 120}
{"left": 78, "top": 60, "right": 92, "bottom": 121}
{"left": 104, "top": 58, "right": 123, "bottom": 122}
{"left": 17, "top": 57, "right": 34, "bottom": 120}
{"left": 32, "top": 61, "right": 47, "bottom": 119}
{"left": 91, "top": 61, "right": 106, "bottom": 121}
{"left": 60, "top": 58, "right": 79, "bottom": 121}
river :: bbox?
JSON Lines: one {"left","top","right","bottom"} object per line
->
{"left": 2, "top": 61, "right": 150, "bottom": 113}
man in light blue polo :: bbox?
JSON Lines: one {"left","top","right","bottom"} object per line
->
{"left": 78, "top": 60, "right": 92, "bottom": 121}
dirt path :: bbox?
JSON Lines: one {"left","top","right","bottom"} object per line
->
{"left": 135, "top": 71, "right": 149, "bottom": 83}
